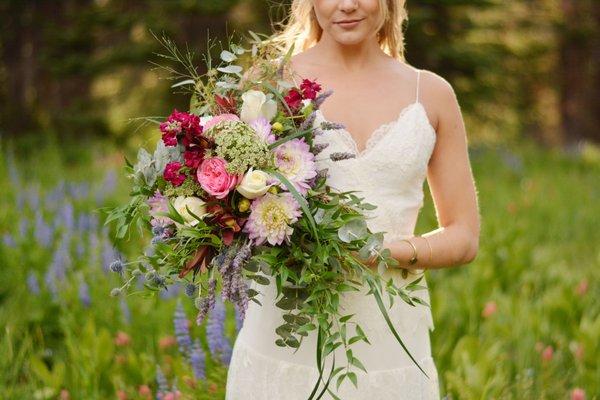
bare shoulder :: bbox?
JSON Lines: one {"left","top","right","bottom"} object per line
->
{"left": 418, "top": 68, "right": 461, "bottom": 131}
{"left": 418, "top": 69, "right": 455, "bottom": 101}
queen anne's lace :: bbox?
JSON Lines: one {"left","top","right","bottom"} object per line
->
{"left": 226, "top": 95, "right": 439, "bottom": 400}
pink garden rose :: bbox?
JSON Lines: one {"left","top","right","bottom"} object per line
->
{"left": 197, "top": 157, "right": 239, "bottom": 199}
{"left": 203, "top": 113, "right": 240, "bottom": 132}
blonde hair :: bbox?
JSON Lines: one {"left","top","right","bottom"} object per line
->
{"left": 271, "top": 0, "right": 409, "bottom": 60}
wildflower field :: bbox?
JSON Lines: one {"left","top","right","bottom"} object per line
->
{"left": 0, "top": 137, "right": 598, "bottom": 399}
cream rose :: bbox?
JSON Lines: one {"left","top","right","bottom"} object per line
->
{"left": 173, "top": 196, "right": 208, "bottom": 227}
{"left": 240, "top": 90, "right": 277, "bottom": 123}
{"left": 236, "top": 168, "right": 272, "bottom": 199}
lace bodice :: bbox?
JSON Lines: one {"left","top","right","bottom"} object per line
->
{"left": 314, "top": 98, "right": 437, "bottom": 244}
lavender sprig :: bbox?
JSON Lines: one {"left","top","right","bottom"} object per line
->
{"left": 330, "top": 151, "right": 356, "bottom": 162}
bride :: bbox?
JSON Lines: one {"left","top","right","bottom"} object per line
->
{"left": 226, "top": 0, "right": 480, "bottom": 399}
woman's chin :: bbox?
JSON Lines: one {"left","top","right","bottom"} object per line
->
{"left": 331, "top": 32, "right": 372, "bottom": 47}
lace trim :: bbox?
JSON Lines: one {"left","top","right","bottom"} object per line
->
{"left": 226, "top": 336, "right": 440, "bottom": 400}
{"left": 316, "top": 102, "right": 435, "bottom": 159}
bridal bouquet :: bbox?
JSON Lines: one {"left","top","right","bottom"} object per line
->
{"left": 106, "top": 32, "right": 429, "bottom": 398}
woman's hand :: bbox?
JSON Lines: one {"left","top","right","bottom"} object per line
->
{"left": 349, "top": 250, "right": 377, "bottom": 270}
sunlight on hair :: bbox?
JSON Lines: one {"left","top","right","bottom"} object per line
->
{"left": 270, "top": 0, "right": 409, "bottom": 60}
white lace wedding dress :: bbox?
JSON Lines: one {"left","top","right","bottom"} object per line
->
{"left": 226, "top": 68, "right": 440, "bottom": 399}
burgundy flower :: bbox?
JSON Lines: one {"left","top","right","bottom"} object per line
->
{"left": 160, "top": 109, "right": 203, "bottom": 147}
{"left": 300, "top": 79, "right": 322, "bottom": 100}
{"left": 284, "top": 88, "right": 303, "bottom": 111}
{"left": 184, "top": 149, "right": 204, "bottom": 169}
{"left": 164, "top": 162, "right": 186, "bottom": 186}
{"left": 161, "top": 131, "right": 178, "bottom": 146}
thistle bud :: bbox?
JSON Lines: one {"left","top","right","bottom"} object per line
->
{"left": 238, "top": 198, "right": 251, "bottom": 212}
{"left": 272, "top": 122, "right": 284, "bottom": 132}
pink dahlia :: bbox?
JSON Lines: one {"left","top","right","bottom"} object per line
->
{"left": 249, "top": 117, "right": 276, "bottom": 144}
{"left": 197, "top": 157, "right": 239, "bottom": 199}
{"left": 164, "top": 162, "right": 186, "bottom": 186}
{"left": 243, "top": 192, "right": 301, "bottom": 246}
{"left": 273, "top": 138, "right": 317, "bottom": 196}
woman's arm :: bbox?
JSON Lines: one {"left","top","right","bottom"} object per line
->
{"left": 383, "top": 71, "right": 481, "bottom": 270}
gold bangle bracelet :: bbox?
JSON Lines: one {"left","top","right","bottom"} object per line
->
{"left": 400, "top": 238, "right": 418, "bottom": 266}
{"left": 420, "top": 235, "right": 433, "bottom": 265}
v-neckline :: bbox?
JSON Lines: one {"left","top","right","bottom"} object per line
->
{"left": 316, "top": 101, "right": 424, "bottom": 158}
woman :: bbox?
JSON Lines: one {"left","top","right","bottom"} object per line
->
{"left": 226, "top": 0, "right": 480, "bottom": 399}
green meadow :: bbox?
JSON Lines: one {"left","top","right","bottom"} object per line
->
{"left": 0, "top": 137, "right": 598, "bottom": 399}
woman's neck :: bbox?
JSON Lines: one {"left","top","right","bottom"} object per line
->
{"left": 311, "top": 32, "right": 386, "bottom": 72}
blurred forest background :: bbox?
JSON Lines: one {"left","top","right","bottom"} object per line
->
{"left": 1, "top": 1, "right": 599, "bottom": 399}
{"left": 2, "top": 0, "right": 599, "bottom": 148}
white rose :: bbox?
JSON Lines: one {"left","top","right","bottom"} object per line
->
{"left": 240, "top": 90, "right": 277, "bottom": 123}
{"left": 236, "top": 168, "right": 272, "bottom": 199}
{"left": 173, "top": 196, "right": 208, "bottom": 227}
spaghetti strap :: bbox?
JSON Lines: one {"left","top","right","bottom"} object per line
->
{"left": 415, "top": 69, "right": 421, "bottom": 103}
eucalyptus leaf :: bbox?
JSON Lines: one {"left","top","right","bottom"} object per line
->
{"left": 220, "top": 50, "right": 237, "bottom": 62}
{"left": 338, "top": 219, "right": 368, "bottom": 243}
{"left": 217, "top": 65, "right": 243, "bottom": 74}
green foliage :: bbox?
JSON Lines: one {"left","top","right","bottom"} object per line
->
{"left": 1, "top": 126, "right": 600, "bottom": 397}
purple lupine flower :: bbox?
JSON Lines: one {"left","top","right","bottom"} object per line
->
{"left": 88, "top": 230, "right": 99, "bottom": 267}
{"left": 78, "top": 276, "right": 91, "bottom": 307}
{"left": 19, "top": 218, "right": 28, "bottom": 239}
{"left": 26, "top": 185, "right": 41, "bottom": 210}
{"left": 59, "top": 201, "right": 75, "bottom": 232}
{"left": 45, "top": 181, "right": 66, "bottom": 211}
{"left": 101, "top": 236, "right": 118, "bottom": 274}
{"left": 190, "top": 339, "right": 206, "bottom": 380}
{"left": 206, "top": 297, "right": 232, "bottom": 365}
{"left": 2, "top": 233, "right": 16, "bottom": 248}
{"left": 120, "top": 297, "right": 131, "bottom": 325}
{"left": 6, "top": 151, "right": 20, "bottom": 186}
{"left": 77, "top": 213, "right": 90, "bottom": 233}
{"left": 34, "top": 210, "right": 53, "bottom": 248}
{"left": 69, "top": 182, "right": 90, "bottom": 200}
{"left": 195, "top": 278, "right": 216, "bottom": 325}
{"left": 160, "top": 282, "right": 181, "bottom": 300}
{"left": 96, "top": 170, "right": 117, "bottom": 204}
{"left": 76, "top": 241, "right": 85, "bottom": 259}
{"left": 16, "top": 191, "right": 25, "bottom": 211}
{"left": 174, "top": 301, "right": 193, "bottom": 357}
{"left": 44, "top": 268, "right": 58, "bottom": 299}
{"left": 155, "top": 365, "right": 169, "bottom": 398}
{"left": 27, "top": 272, "right": 40, "bottom": 295}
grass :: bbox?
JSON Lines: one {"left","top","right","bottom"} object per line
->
{"left": 0, "top": 136, "right": 598, "bottom": 399}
